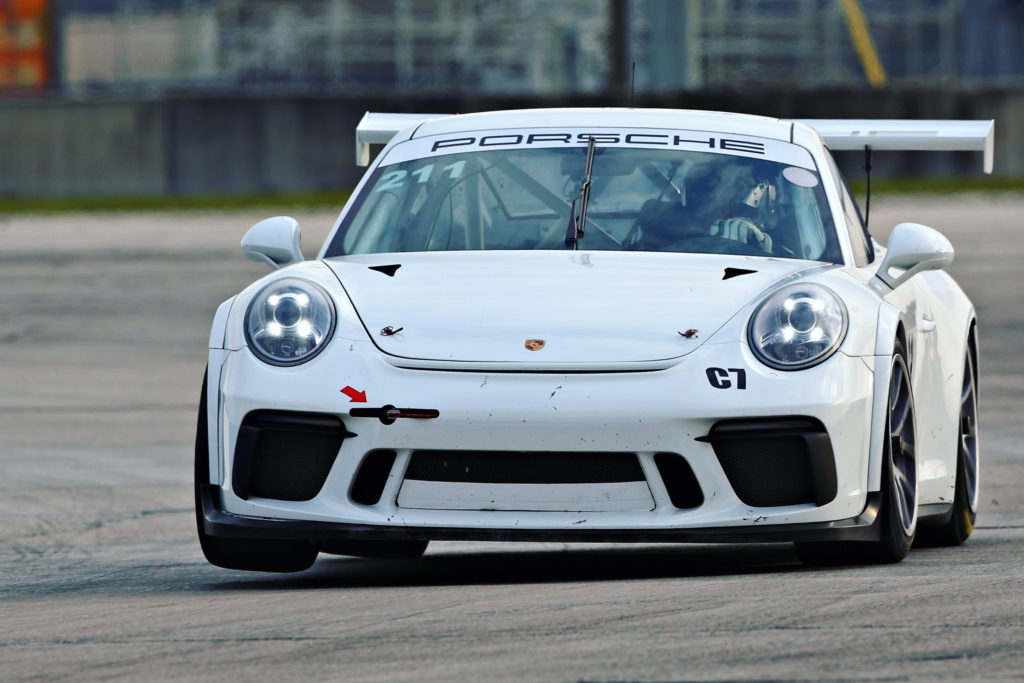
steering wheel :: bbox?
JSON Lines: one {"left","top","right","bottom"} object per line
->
{"left": 664, "top": 233, "right": 771, "bottom": 256}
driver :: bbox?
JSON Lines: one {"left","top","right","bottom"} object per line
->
{"left": 685, "top": 160, "right": 774, "bottom": 253}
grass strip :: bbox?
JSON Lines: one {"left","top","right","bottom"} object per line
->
{"left": 0, "top": 190, "right": 353, "bottom": 214}
{"left": 847, "top": 175, "right": 1024, "bottom": 196}
{"left": 2, "top": 177, "right": 1023, "bottom": 215}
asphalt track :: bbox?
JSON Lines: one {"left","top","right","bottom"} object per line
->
{"left": 2, "top": 197, "right": 1023, "bottom": 681}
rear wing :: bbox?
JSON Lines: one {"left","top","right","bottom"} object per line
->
{"left": 792, "top": 119, "right": 995, "bottom": 173}
{"left": 355, "top": 113, "right": 995, "bottom": 173}
{"left": 356, "top": 112, "right": 449, "bottom": 166}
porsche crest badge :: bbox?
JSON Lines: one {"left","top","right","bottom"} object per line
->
{"left": 524, "top": 339, "right": 546, "bottom": 351}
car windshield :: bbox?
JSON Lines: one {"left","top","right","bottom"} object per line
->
{"left": 326, "top": 129, "right": 842, "bottom": 262}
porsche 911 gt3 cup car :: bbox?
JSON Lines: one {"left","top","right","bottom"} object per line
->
{"left": 196, "top": 108, "right": 990, "bottom": 572}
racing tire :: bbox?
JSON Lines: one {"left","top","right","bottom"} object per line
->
{"left": 916, "top": 338, "right": 979, "bottom": 547}
{"left": 320, "top": 540, "right": 430, "bottom": 559}
{"left": 194, "top": 370, "right": 319, "bottom": 573}
{"left": 796, "top": 339, "right": 918, "bottom": 566}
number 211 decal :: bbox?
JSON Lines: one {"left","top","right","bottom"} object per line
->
{"left": 374, "top": 161, "right": 467, "bottom": 192}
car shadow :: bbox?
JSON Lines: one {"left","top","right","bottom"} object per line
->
{"left": 209, "top": 542, "right": 816, "bottom": 591}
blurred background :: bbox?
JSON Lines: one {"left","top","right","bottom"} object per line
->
{"left": 2, "top": 0, "right": 1023, "bottom": 199}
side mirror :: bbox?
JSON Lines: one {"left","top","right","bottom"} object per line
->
{"left": 875, "top": 222, "right": 954, "bottom": 290}
{"left": 241, "top": 216, "right": 303, "bottom": 269}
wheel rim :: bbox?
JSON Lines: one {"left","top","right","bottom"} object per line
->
{"left": 960, "top": 349, "right": 980, "bottom": 512}
{"left": 888, "top": 355, "right": 917, "bottom": 535}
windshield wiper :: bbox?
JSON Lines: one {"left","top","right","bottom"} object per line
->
{"left": 565, "top": 136, "right": 597, "bottom": 249}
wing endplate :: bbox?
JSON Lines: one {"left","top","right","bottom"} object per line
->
{"left": 355, "top": 112, "right": 450, "bottom": 166}
{"left": 793, "top": 119, "right": 995, "bottom": 173}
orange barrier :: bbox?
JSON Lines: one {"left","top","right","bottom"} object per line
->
{"left": 0, "top": 0, "right": 50, "bottom": 88}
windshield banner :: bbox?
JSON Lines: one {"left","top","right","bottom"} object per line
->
{"left": 381, "top": 127, "right": 817, "bottom": 170}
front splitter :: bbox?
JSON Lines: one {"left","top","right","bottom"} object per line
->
{"left": 199, "top": 485, "right": 882, "bottom": 544}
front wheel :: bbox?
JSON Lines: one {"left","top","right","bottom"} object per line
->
{"left": 917, "top": 339, "right": 979, "bottom": 546}
{"left": 796, "top": 340, "right": 918, "bottom": 565}
{"left": 194, "top": 370, "right": 318, "bottom": 573}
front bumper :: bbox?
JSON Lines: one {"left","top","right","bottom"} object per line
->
{"left": 205, "top": 337, "right": 878, "bottom": 535}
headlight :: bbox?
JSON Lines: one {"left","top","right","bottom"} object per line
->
{"left": 748, "top": 283, "right": 847, "bottom": 370}
{"left": 245, "top": 278, "right": 335, "bottom": 366}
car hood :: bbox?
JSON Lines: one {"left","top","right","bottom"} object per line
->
{"left": 324, "top": 251, "right": 821, "bottom": 366}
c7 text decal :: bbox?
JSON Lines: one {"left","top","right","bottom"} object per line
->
{"left": 706, "top": 367, "right": 748, "bottom": 390}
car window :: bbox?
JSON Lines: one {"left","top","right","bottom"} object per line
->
{"left": 329, "top": 131, "right": 843, "bottom": 263}
{"left": 824, "top": 150, "right": 874, "bottom": 266}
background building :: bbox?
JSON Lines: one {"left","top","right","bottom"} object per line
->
{"left": 3, "top": 0, "right": 1023, "bottom": 197}
{"left": 29, "top": 0, "right": 1024, "bottom": 95}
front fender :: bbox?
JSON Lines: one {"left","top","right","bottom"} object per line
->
{"left": 203, "top": 297, "right": 237, "bottom": 487}
{"left": 866, "top": 301, "right": 903, "bottom": 492}
{"left": 208, "top": 297, "right": 236, "bottom": 350}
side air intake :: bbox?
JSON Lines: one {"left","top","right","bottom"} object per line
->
{"left": 232, "top": 411, "right": 355, "bottom": 501}
{"left": 698, "top": 417, "right": 837, "bottom": 507}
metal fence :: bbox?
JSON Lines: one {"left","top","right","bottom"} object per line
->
{"left": 633, "top": 0, "right": 960, "bottom": 91}
{"left": 58, "top": 0, "right": 613, "bottom": 95}
{"left": 7, "top": 0, "right": 1024, "bottom": 96}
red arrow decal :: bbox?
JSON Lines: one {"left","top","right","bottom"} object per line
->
{"left": 341, "top": 386, "right": 367, "bottom": 403}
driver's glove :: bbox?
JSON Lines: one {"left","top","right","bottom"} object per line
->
{"left": 710, "top": 218, "right": 773, "bottom": 252}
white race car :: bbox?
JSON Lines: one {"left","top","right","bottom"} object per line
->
{"left": 196, "top": 108, "right": 991, "bottom": 572}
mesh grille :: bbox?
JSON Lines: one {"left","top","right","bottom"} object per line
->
{"left": 249, "top": 430, "right": 341, "bottom": 501}
{"left": 404, "top": 451, "right": 645, "bottom": 484}
{"left": 715, "top": 438, "right": 816, "bottom": 507}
